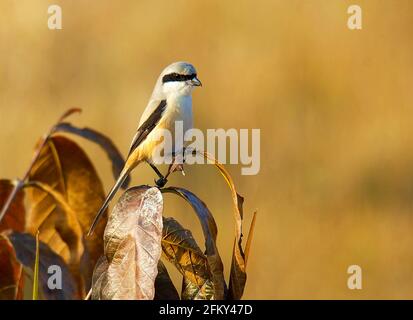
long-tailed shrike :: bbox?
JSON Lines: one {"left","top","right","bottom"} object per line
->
{"left": 88, "top": 61, "right": 201, "bottom": 236}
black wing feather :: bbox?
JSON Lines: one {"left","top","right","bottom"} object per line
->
{"left": 128, "top": 99, "right": 167, "bottom": 157}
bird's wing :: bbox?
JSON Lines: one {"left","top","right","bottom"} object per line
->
{"left": 127, "top": 99, "right": 167, "bottom": 157}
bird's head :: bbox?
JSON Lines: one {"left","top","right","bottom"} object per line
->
{"left": 159, "top": 62, "right": 202, "bottom": 96}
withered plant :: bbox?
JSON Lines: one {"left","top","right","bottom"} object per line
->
{"left": 0, "top": 109, "right": 256, "bottom": 300}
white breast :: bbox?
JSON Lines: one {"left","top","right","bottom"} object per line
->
{"left": 138, "top": 94, "right": 193, "bottom": 163}
{"left": 163, "top": 94, "right": 193, "bottom": 147}
{"left": 168, "top": 94, "right": 193, "bottom": 134}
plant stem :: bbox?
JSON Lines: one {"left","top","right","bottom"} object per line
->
{"left": 32, "top": 230, "right": 40, "bottom": 300}
{"left": 84, "top": 288, "right": 92, "bottom": 300}
{"left": 0, "top": 134, "right": 49, "bottom": 224}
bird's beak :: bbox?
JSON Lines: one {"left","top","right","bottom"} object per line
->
{"left": 190, "top": 77, "right": 202, "bottom": 87}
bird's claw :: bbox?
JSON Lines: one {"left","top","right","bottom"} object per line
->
{"left": 155, "top": 177, "right": 168, "bottom": 188}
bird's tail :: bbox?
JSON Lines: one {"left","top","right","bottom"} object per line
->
{"left": 87, "top": 167, "right": 131, "bottom": 236}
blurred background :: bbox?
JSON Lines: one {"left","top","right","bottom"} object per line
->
{"left": 1, "top": 0, "right": 413, "bottom": 299}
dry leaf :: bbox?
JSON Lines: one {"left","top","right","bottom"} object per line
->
{"left": 91, "top": 186, "right": 163, "bottom": 300}
{"left": 90, "top": 256, "right": 109, "bottom": 300}
{"left": 162, "top": 216, "right": 214, "bottom": 300}
{"left": 26, "top": 136, "right": 107, "bottom": 293}
{"left": 24, "top": 181, "right": 84, "bottom": 270}
{"left": 154, "top": 260, "right": 179, "bottom": 300}
{"left": 54, "top": 122, "right": 130, "bottom": 188}
{"left": 199, "top": 151, "right": 247, "bottom": 300}
{"left": 182, "top": 276, "right": 215, "bottom": 300}
{"left": 0, "top": 233, "right": 24, "bottom": 299}
{"left": 55, "top": 108, "right": 82, "bottom": 123}
{"left": 4, "top": 231, "right": 77, "bottom": 300}
{"left": 245, "top": 211, "right": 257, "bottom": 265}
{"left": 162, "top": 187, "right": 226, "bottom": 299}
{"left": 0, "top": 180, "right": 25, "bottom": 232}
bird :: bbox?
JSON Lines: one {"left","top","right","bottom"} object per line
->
{"left": 87, "top": 61, "right": 202, "bottom": 236}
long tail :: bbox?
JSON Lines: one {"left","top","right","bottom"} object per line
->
{"left": 87, "top": 167, "right": 131, "bottom": 236}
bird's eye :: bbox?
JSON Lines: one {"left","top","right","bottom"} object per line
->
{"left": 162, "top": 72, "right": 196, "bottom": 83}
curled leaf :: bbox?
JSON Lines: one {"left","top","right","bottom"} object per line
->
{"left": 26, "top": 136, "right": 107, "bottom": 295}
{"left": 162, "top": 188, "right": 225, "bottom": 299}
{"left": 54, "top": 122, "right": 130, "bottom": 188}
{"left": 55, "top": 108, "right": 82, "bottom": 124}
{"left": 162, "top": 217, "right": 214, "bottom": 300}
{"left": 92, "top": 186, "right": 163, "bottom": 300}
{"left": 198, "top": 150, "right": 248, "bottom": 300}
{"left": 5, "top": 231, "right": 77, "bottom": 300}
{"left": 245, "top": 211, "right": 257, "bottom": 265}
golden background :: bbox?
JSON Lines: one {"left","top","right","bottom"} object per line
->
{"left": 1, "top": 0, "right": 413, "bottom": 299}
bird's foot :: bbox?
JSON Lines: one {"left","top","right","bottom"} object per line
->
{"left": 168, "top": 162, "right": 185, "bottom": 176}
{"left": 155, "top": 177, "right": 168, "bottom": 188}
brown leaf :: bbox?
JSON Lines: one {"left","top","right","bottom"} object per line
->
{"left": 23, "top": 181, "right": 84, "bottom": 278}
{"left": 162, "top": 187, "right": 226, "bottom": 299}
{"left": 55, "top": 108, "right": 82, "bottom": 123}
{"left": 54, "top": 122, "right": 130, "bottom": 188}
{"left": 5, "top": 231, "right": 77, "bottom": 300}
{"left": 0, "top": 233, "right": 24, "bottom": 299}
{"left": 90, "top": 256, "right": 108, "bottom": 300}
{"left": 161, "top": 217, "right": 214, "bottom": 300}
{"left": 154, "top": 260, "right": 179, "bottom": 300}
{"left": 182, "top": 276, "right": 215, "bottom": 300}
{"left": 91, "top": 186, "right": 163, "bottom": 300}
{"left": 199, "top": 151, "right": 247, "bottom": 300}
{"left": 0, "top": 180, "right": 25, "bottom": 232}
{"left": 245, "top": 211, "right": 257, "bottom": 265}
{"left": 26, "top": 136, "right": 107, "bottom": 294}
